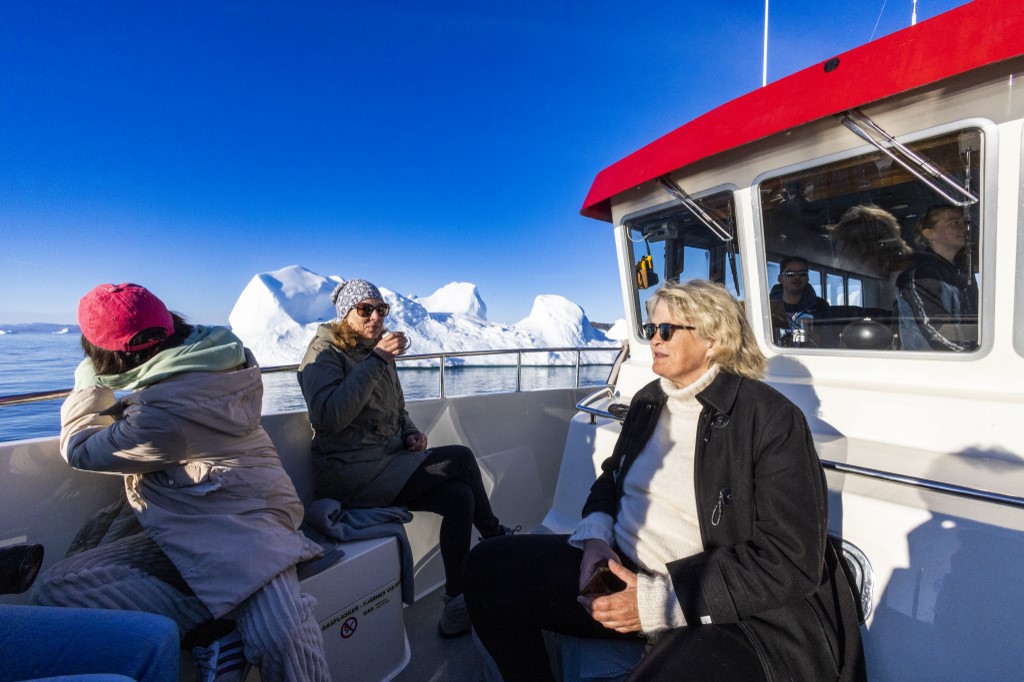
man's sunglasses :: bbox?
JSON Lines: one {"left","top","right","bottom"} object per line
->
{"left": 353, "top": 303, "right": 390, "bottom": 318}
{"left": 641, "top": 323, "right": 696, "bottom": 341}
{"left": 780, "top": 270, "right": 809, "bottom": 277}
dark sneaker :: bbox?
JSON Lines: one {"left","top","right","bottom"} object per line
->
{"left": 479, "top": 524, "right": 522, "bottom": 542}
{"left": 438, "top": 592, "right": 472, "bottom": 638}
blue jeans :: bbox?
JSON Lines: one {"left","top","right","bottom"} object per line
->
{"left": 0, "top": 605, "right": 179, "bottom": 682}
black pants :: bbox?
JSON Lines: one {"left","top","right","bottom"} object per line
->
{"left": 463, "top": 534, "right": 768, "bottom": 682}
{"left": 391, "top": 445, "right": 501, "bottom": 596}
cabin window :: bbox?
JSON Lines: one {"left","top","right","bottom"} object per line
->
{"left": 760, "top": 128, "right": 981, "bottom": 353}
{"left": 625, "top": 190, "right": 741, "bottom": 337}
{"left": 848, "top": 278, "right": 863, "bottom": 307}
{"left": 826, "top": 273, "right": 845, "bottom": 305}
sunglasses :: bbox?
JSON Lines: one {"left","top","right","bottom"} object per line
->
{"left": 353, "top": 302, "right": 390, "bottom": 318}
{"left": 780, "top": 270, "right": 809, "bottom": 277}
{"left": 641, "top": 322, "right": 696, "bottom": 341}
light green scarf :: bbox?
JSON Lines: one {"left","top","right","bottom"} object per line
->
{"left": 74, "top": 325, "right": 247, "bottom": 391}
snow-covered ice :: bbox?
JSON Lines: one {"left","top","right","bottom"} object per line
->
{"left": 229, "top": 265, "right": 623, "bottom": 367}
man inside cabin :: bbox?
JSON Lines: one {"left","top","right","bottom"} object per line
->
{"left": 769, "top": 255, "right": 833, "bottom": 347}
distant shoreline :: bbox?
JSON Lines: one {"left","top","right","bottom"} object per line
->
{"left": 0, "top": 323, "right": 80, "bottom": 334}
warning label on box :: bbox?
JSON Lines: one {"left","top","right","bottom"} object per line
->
{"left": 319, "top": 578, "right": 402, "bottom": 639}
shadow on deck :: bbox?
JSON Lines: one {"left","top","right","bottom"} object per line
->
{"left": 394, "top": 586, "right": 487, "bottom": 682}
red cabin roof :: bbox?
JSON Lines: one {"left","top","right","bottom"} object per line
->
{"left": 580, "top": 0, "right": 1024, "bottom": 222}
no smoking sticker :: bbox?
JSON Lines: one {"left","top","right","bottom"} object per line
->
{"left": 318, "top": 577, "right": 401, "bottom": 644}
{"left": 341, "top": 617, "right": 358, "bottom": 638}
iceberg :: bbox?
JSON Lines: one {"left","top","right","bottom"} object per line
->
{"left": 605, "top": 319, "right": 628, "bottom": 341}
{"left": 228, "top": 265, "right": 622, "bottom": 367}
{"left": 414, "top": 282, "right": 487, "bottom": 321}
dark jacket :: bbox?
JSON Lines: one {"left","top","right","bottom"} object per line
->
{"left": 769, "top": 283, "right": 835, "bottom": 347}
{"left": 297, "top": 324, "right": 427, "bottom": 506}
{"left": 583, "top": 372, "right": 865, "bottom": 682}
{"left": 895, "top": 249, "right": 978, "bottom": 351}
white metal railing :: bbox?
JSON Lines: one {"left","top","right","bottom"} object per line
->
{"left": 0, "top": 345, "right": 627, "bottom": 407}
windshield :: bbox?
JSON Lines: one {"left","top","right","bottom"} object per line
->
{"left": 626, "top": 190, "right": 741, "bottom": 334}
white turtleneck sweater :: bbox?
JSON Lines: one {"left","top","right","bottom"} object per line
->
{"left": 569, "top": 364, "right": 719, "bottom": 633}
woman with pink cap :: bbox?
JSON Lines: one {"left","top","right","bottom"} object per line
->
{"left": 32, "top": 283, "right": 329, "bottom": 682}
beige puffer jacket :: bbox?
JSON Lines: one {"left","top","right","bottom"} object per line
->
{"left": 60, "top": 348, "right": 321, "bottom": 618}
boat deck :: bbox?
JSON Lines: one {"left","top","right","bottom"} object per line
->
{"left": 395, "top": 585, "right": 487, "bottom": 682}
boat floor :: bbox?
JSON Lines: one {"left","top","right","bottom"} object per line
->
{"left": 395, "top": 585, "right": 487, "bottom": 682}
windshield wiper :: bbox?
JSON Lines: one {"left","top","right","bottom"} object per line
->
{"left": 656, "top": 176, "right": 734, "bottom": 243}
{"left": 838, "top": 109, "right": 979, "bottom": 207}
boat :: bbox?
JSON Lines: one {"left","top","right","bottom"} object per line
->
{"left": 3, "top": 0, "right": 1024, "bottom": 679}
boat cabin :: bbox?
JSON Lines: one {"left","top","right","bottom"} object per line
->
{"left": 576, "top": 0, "right": 1024, "bottom": 678}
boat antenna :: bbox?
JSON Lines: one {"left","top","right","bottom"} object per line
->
{"left": 912, "top": 0, "right": 918, "bottom": 26}
{"left": 870, "top": 0, "right": 888, "bottom": 41}
{"left": 762, "top": 0, "right": 769, "bottom": 87}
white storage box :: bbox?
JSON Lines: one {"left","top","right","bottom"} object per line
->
{"left": 301, "top": 536, "right": 410, "bottom": 681}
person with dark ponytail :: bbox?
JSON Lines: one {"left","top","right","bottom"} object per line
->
{"left": 896, "top": 205, "right": 979, "bottom": 351}
{"left": 32, "top": 283, "right": 329, "bottom": 682}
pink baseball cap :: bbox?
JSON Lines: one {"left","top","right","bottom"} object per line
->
{"left": 77, "top": 283, "right": 175, "bottom": 352}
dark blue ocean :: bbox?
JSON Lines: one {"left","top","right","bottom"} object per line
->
{"left": 0, "top": 332, "right": 612, "bottom": 443}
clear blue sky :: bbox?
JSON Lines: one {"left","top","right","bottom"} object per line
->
{"left": 0, "top": 0, "right": 968, "bottom": 326}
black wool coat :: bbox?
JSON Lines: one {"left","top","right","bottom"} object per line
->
{"left": 583, "top": 372, "right": 865, "bottom": 682}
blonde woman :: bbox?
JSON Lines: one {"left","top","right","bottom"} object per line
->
{"left": 298, "top": 279, "right": 515, "bottom": 638}
{"left": 465, "top": 280, "right": 865, "bottom": 682}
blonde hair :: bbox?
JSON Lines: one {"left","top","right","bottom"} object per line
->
{"left": 327, "top": 319, "right": 362, "bottom": 350}
{"left": 647, "top": 280, "right": 766, "bottom": 380}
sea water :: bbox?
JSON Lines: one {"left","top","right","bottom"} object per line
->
{"left": 0, "top": 332, "right": 612, "bottom": 443}
{"left": 0, "top": 332, "right": 84, "bottom": 442}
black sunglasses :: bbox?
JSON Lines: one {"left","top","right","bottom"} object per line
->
{"left": 641, "top": 322, "right": 696, "bottom": 341}
{"left": 353, "top": 302, "right": 390, "bottom": 318}
{"left": 780, "top": 270, "right": 809, "bottom": 277}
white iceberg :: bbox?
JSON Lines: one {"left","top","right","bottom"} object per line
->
{"left": 228, "top": 265, "right": 620, "bottom": 368}
{"left": 415, "top": 282, "right": 487, "bottom": 321}
{"left": 605, "top": 319, "right": 629, "bottom": 341}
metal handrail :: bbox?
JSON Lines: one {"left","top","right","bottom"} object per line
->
{"left": 0, "top": 345, "right": 625, "bottom": 407}
{"left": 573, "top": 387, "right": 1024, "bottom": 511}
{"left": 820, "top": 459, "right": 1024, "bottom": 511}
{"left": 0, "top": 389, "right": 73, "bottom": 407}
{"left": 575, "top": 386, "right": 618, "bottom": 424}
